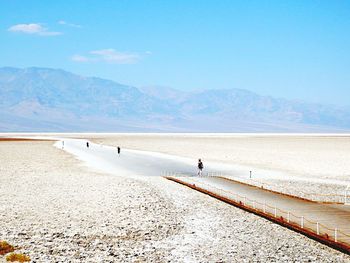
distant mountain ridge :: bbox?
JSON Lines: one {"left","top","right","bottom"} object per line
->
{"left": 0, "top": 67, "right": 349, "bottom": 132}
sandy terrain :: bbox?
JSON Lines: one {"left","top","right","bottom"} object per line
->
{"left": 0, "top": 139, "right": 350, "bottom": 262}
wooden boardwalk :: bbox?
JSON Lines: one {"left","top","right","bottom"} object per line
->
{"left": 166, "top": 176, "right": 350, "bottom": 254}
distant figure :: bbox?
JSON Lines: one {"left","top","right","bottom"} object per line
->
{"left": 198, "top": 159, "right": 204, "bottom": 176}
{"left": 62, "top": 141, "right": 64, "bottom": 149}
{"left": 117, "top": 146, "right": 121, "bottom": 155}
{"left": 86, "top": 142, "right": 89, "bottom": 148}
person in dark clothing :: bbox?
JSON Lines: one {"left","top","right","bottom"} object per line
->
{"left": 117, "top": 146, "right": 121, "bottom": 155}
{"left": 198, "top": 159, "right": 204, "bottom": 176}
{"left": 86, "top": 142, "right": 89, "bottom": 148}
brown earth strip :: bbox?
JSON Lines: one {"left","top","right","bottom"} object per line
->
{"left": 0, "top": 138, "right": 55, "bottom": 142}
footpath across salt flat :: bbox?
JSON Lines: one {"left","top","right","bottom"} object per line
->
{"left": 56, "top": 139, "right": 350, "bottom": 252}
{"left": 57, "top": 137, "right": 350, "bottom": 203}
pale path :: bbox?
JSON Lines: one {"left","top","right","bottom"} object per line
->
{"left": 57, "top": 138, "right": 242, "bottom": 176}
{"left": 57, "top": 138, "right": 350, "bottom": 184}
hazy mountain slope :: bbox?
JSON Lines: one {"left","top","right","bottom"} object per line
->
{"left": 0, "top": 67, "right": 172, "bottom": 117}
{"left": 178, "top": 89, "right": 350, "bottom": 129}
{"left": 0, "top": 67, "right": 349, "bottom": 132}
{"left": 0, "top": 67, "right": 185, "bottom": 131}
{"left": 139, "top": 86, "right": 190, "bottom": 103}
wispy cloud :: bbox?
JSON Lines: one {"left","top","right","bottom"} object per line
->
{"left": 72, "top": 49, "right": 145, "bottom": 64}
{"left": 8, "top": 23, "right": 62, "bottom": 36}
{"left": 58, "top": 20, "right": 81, "bottom": 28}
{"left": 71, "top": 55, "right": 90, "bottom": 62}
{"left": 90, "top": 49, "right": 140, "bottom": 64}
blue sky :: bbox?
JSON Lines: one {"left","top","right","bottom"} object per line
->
{"left": 1, "top": 0, "right": 350, "bottom": 106}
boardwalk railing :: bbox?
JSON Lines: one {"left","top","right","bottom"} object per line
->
{"left": 224, "top": 175, "right": 347, "bottom": 204}
{"left": 161, "top": 171, "right": 222, "bottom": 177}
{"left": 345, "top": 185, "right": 350, "bottom": 205}
{"left": 161, "top": 171, "right": 347, "bottom": 204}
{"left": 165, "top": 175, "right": 350, "bottom": 254}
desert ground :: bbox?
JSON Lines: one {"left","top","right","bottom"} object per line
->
{"left": 1, "top": 135, "right": 350, "bottom": 262}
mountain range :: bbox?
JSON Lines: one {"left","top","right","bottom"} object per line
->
{"left": 0, "top": 67, "right": 349, "bottom": 132}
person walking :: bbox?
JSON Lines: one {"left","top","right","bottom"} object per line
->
{"left": 86, "top": 142, "right": 89, "bottom": 148}
{"left": 198, "top": 159, "right": 204, "bottom": 176}
{"left": 117, "top": 146, "right": 121, "bottom": 155}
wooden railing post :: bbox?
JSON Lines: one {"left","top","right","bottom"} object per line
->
{"left": 301, "top": 216, "right": 304, "bottom": 228}
{"left": 335, "top": 228, "right": 338, "bottom": 242}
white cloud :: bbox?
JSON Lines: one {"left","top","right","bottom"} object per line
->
{"left": 8, "top": 23, "right": 62, "bottom": 36}
{"left": 72, "top": 49, "right": 143, "bottom": 64}
{"left": 71, "top": 55, "right": 90, "bottom": 62}
{"left": 90, "top": 49, "right": 140, "bottom": 64}
{"left": 58, "top": 20, "right": 81, "bottom": 28}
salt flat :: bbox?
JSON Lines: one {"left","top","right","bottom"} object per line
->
{"left": 91, "top": 133, "right": 350, "bottom": 180}
{"left": 93, "top": 133, "right": 350, "bottom": 202}
{"left": 0, "top": 135, "right": 350, "bottom": 262}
